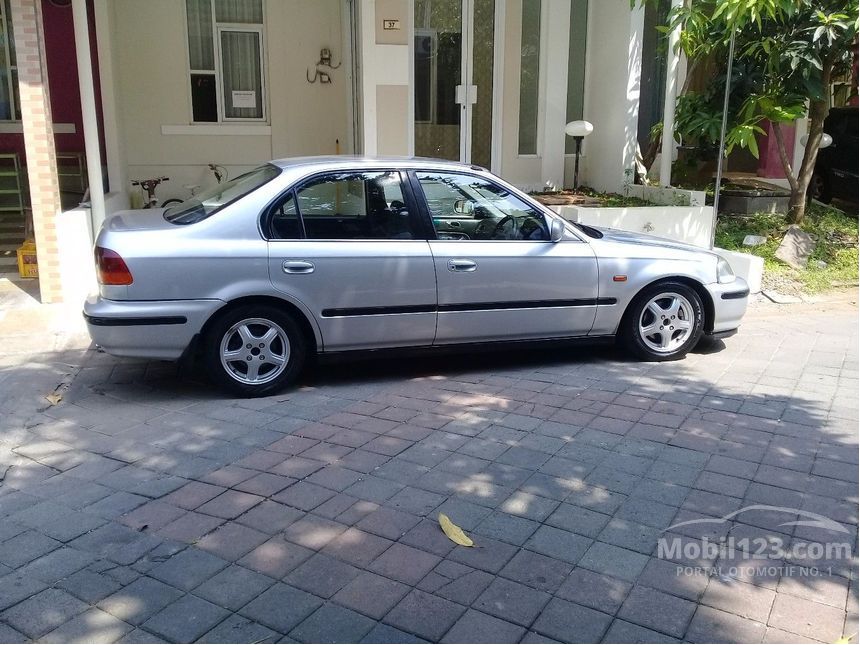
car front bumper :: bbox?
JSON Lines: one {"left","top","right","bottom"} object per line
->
{"left": 705, "top": 278, "right": 750, "bottom": 335}
{"left": 83, "top": 296, "right": 224, "bottom": 360}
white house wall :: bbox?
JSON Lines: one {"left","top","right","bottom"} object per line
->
{"left": 571, "top": 0, "right": 645, "bottom": 192}
{"left": 110, "top": 0, "right": 351, "bottom": 202}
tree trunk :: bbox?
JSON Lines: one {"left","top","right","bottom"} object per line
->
{"left": 787, "top": 63, "right": 833, "bottom": 224}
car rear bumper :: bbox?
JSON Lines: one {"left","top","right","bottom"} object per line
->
{"left": 706, "top": 278, "right": 749, "bottom": 334}
{"left": 83, "top": 296, "right": 223, "bottom": 360}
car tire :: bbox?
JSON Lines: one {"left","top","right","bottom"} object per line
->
{"left": 619, "top": 281, "right": 705, "bottom": 361}
{"left": 204, "top": 304, "right": 307, "bottom": 397}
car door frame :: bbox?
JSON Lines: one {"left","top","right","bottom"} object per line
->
{"left": 261, "top": 168, "right": 440, "bottom": 352}
{"left": 405, "top": 168, "right": 602, "bottom": 345}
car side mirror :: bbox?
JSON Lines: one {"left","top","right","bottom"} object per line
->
{"left": 550, "top": 218, "right": 565, "bottom": 243}
{"left": 453, "top": 199, "right": 474, "bottom": 215}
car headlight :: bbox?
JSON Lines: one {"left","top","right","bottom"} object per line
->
{"left": 717, "top": 258, "right": 736, "bottom": 284}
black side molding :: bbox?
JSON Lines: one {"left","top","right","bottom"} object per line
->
{"left": 321, "top": 298, "right": 617, "bottom": 318}
{"left": 84, "top": 314, "right": 188, "bottom": 327}
{"left": 721, "top": 288, "right": 750, "bottom": 300}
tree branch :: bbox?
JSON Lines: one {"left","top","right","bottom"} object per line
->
{"left": 771, "top": 121, "right": 798, "bottom": 192}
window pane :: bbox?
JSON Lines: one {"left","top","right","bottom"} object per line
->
{"left": 220, "top": 30, "right": 263, "bottom": 119}
{"left": 164, "top": 164, "right": 281, "bottom": 225}
{"left": 270, "top": 193, "right": 302, "bottom": 239}
{"left": 565, "top": 0, "right": 588, "bottom": 154}
{"left": 416, "top": 172, "right": 549, "bottom": 241}
{"left": 518, "top": 0, "right": 541, "bottom": 155}
{"left": 297, "top": 172, "right": 417, "bottom": 240}
{"left": 215, "top": 0, "right": 263, "bottom": 23}
{"left": 191, "top": 73, "right": 218, "bottom": 122}
{"left": 186, "top": 0, "right": 214, "bottom": 70}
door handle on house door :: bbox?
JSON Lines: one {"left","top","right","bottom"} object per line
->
{"left": 448, "top": 259, "right": 477, "bottom": 272}
{"left": 283, "top": 260, "right": 315, "bottom": 274}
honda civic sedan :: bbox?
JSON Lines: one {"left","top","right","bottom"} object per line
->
{"left": 84, "top": 157, "right": 749, "bottom": 396}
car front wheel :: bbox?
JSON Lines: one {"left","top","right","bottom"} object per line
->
{"left": 619, "top": 282, "right": 704, "bottom": 361}
{"left": 204, "top": 305, "right": 306, "bottom": 397}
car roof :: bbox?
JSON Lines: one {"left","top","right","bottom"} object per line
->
{"left": 269, "top": 155, "right": 487, "bottom": 174}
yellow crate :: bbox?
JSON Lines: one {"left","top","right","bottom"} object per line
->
{"left": 16, "top": 241, "right": 38, "bottom": 278}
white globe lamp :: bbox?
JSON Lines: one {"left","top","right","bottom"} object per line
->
{"left": 565, "top": 120, "right": 594, "bottom": 189}
{"left": 800, "top": 132, "right": 833, "bottom": 149}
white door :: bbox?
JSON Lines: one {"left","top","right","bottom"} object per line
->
{"left": 413, "top": 0, "right": 497, "bottom": 168}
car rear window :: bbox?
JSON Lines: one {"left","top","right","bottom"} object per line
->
{"left": 164, "top": 164, "right": 281, "bottom": 225}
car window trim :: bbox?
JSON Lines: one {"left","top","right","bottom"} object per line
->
{"left": 264, "top": 169, "right": 430, "bottom": 242}
{"left": 408, "top": 169, "right": 559, "bottom": 243}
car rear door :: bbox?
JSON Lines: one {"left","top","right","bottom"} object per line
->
{"left": 412, "top": 170, "right": 600, "bottom": 344}
{"left": 266, "top": 170, "right": 437, "bottom": 351}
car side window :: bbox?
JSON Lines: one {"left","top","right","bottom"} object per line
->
{"left": 415, "top": 171, "right": 550, "bottom": 241}
{"left": 295, "top": 171, "right": 419, "bottom": 240}
{"left": 269, "top": 192, "right": 302, "bottom": 240}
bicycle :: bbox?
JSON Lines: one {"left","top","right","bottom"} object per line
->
{"left": 131, "top": 164, "right": 228, "bottom": 209}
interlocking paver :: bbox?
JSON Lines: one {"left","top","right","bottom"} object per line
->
{"left": 290, "top": 603, "right": 376, "bottom": 642}
{"left": 193, "top": 564, "right": 275, "bottom": 611}
{"left": 98, "top": 577, "right": 184, "bottom": 626}
{"left": 333, "top": 571, "right": 411, "bottom": 619}
{"left": 555, "top": 567, "right": 631, "bottom": 613}
{"left": 686, "top": 605, "right": 767, "bottom": 643}
{"left": 473, "top": 577, "right": 550, "bottom": 626}
{"left": 41, "top": 607, "right": 133, "bottom": 644}
{"left": 321, "top": 526, "right": 393, "bottom": 566}
{"left": 417, "top": 561, "right": 494, "bottom": 606}
{"left": 148, "top": 547, "right": 228, "bottom": 591}
{"left": 238, "top": 537, "right": 313, "bottom": 578}
{"left": 441, "top": 609, "right": 526, "bottom": 644}
{"left": 2, "top": 587, "right": 89, "bottom": 638}
{"left": 240, "top": 583, "right": 323, "bottom": 634}
{"left": 531, "top": 598, "right": 612, "bottom": 643}
{"left": 143, "top": 594, "right": 230, "bottom": 642}
{"left": 370, "top": 543, "right": 441, "bottom": 585}
{"left": 578, "top": 541, "right": 650, "bottom": 582}
{"left": 196, "top": 521, "right": 268, "bottom": 561}
{"left": 618, "top": 585, "right": 696, "bottom": 638}
{"left": 199, "top": 614, "right": 279, "bottom": 644}
{"left": 384, "top": 589, "right": 465, "bottom": 642}
{"left": 285, "top": 552, "right": 360, "bottom": 598}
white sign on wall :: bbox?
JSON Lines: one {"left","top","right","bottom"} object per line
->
{"left": 231, "top": 90, "right": 257, "bottom": 109}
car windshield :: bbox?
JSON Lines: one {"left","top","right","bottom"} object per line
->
{"left": 163, "top": 164, "right": 281, "bottom": 225}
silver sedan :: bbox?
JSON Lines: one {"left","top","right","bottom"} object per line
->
{"left": 84, "top": 157, "right": 749, "bottom": 396}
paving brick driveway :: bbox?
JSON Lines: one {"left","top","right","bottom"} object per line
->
{"left": 0, "top": 294, "right": 857, "bottom": 643}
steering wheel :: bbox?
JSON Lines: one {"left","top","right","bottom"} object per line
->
{"left": 492, "top": 215, "right": 520, "bottom": 240}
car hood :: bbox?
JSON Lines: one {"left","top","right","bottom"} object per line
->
{"left": 104, "top": 208, "right": 175, "bottom": 232}
{"left": 591, "top": 226, "right": 717, "bottom": 256}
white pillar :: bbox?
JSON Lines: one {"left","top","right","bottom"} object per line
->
{"left": 540, "top": 0, "right": 571, "bottom": 189}
{"left": 659, "top": 0, "right": 683, "bottom": 187}
{"left": 72, "top": 0, "right": 105, "bottom": 227}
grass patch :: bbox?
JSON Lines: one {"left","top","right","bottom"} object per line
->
{"left": 530, "top": 187, "right": 652, "bottom": 207}
{"left": 715, "top": 203, "right": 858, "bottom": 293}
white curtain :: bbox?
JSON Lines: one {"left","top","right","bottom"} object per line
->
{"left": 215, "top": 0, "right": 263, "bottom": 23}
{"left": 186, "top": 0, "right": 214, "bottom": 70}
{"left": 221, "top": 30, "right": 263, "bottom": 119}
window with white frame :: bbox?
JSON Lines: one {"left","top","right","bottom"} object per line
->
{"left": 185, "top": 0, "right": 266, "bottom": 123}
{"left": 0, "top": 0, "right": 18, "bottom": 122}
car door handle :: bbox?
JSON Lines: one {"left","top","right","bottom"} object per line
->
{"left": 448, "top": 259, "right": 477, "bottom": 272}
{"left": 282, "top": 260, "right": 315, "bottom": 274}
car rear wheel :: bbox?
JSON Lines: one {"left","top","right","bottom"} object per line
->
{"left": 619, "top": 282, "right": 704, "bottom": 361}
{"left": 205, "top": 305, "right": 306, "bottom": 397}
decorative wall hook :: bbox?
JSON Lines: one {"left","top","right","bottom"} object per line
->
{"left": 306, "top": 47, "right": 341, "bottom": 84}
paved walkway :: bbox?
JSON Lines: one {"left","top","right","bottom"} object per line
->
{"left": 0, "top": 280, "right": 857, "bottom": 643}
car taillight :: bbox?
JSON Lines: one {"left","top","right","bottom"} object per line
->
{"left": 95, "top": 247, "right": 133, "bottom": 285}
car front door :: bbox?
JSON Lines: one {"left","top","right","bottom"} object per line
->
{"left": 266, "top": 170, "right": 437, "bottom": 351}
{"left": 413, "top": 170, "right": 600, "bottom": 344}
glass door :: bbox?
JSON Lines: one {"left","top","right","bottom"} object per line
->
{"left": 413, "top": 0, "right": 495, "bottom": 167}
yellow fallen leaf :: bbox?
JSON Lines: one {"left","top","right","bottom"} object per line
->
{"left": 439, "top": 513, "right": 474, "bottom": 547}
{"left": 45, "top": 394, "right": 62, "bottom": 406}
{"left": 834, "top": 635, "right": 856, "bottom": 644}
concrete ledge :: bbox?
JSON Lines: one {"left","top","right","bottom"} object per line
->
{"left": 621, "top": 184, "right": 707, "bottom": 207}
{"left": 714, "top": 247, "right": 765, "bottom": 294}
{"left": 550, "top": 204, "right": 715, "bottom": 248}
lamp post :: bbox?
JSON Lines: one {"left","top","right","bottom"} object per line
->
{"left": 565, "top": 120, "right": 594, "bottom": 190}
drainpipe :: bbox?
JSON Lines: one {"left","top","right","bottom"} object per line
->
{"left": 658, "top": 0, "right": 684, "bottom": 187}
{"left": 72, "top": 0, "right": 105, "bottom": 231}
